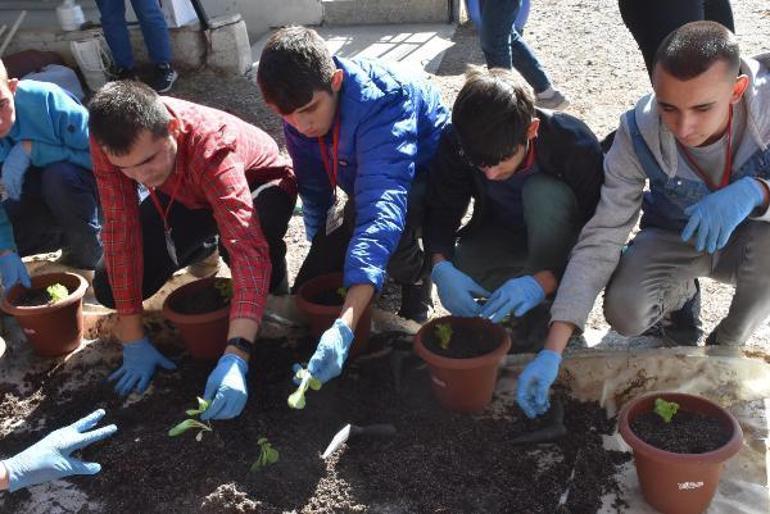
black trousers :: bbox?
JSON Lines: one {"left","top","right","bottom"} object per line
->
{"left": 94, "top": 181, "right": 295, "bottom": 307}
{"left": 618, "top": 0, "right": 734, "bottom": 76}
{"left": 293, "top": 173, "right": 428, "bottom": 291}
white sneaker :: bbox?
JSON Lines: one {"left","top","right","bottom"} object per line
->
{"left": 535, "top": 89, "right": 569, "bottom": 110}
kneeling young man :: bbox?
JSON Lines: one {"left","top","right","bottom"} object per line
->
{"left": 518, "top": 21, "right": 770, "bottom": 418}
{"left": 89, "top": 81, "right": 296, "bottom": 420}
{"left": 257, "top": 26, "right": 449, "bottom": 384}
{"left": 426, "top": 67, "right": 603, "bottom": 346}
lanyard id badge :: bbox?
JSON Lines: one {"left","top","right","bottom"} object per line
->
{"left": 148, "top": 173, "right": 184, "bottom": 267}
{"left": 319, "top": 111, "right": 346, "bottom": 236}
{"left": 325, "top": 186, "right": 348, "bottom": 235}
{"left": 163, "top": 227, "right": 179, "bottom": 266}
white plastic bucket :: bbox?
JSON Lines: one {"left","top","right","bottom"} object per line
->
{"left": 70, "top": 36, "right": 113, "bottom": 92}
{"left": 56, "top": 1, "right": 85, "bottom": 32}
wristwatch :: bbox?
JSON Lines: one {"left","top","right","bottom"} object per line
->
{"left": 227, "top": 337, "right": 255, "bottom": 357}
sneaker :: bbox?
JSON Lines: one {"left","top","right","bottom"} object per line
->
{"left": 114, "top": 67, "right": 139, "bottom": 81}
{"left": 151, "top": 63, "right": 178, "bottom": 93}
{"left": 535, "top": 88, "right": 569, "bottom": 110}
{"left": 397, "top": 278, "right": 434, "bottom": 323}
{"left": 645, "top": 280, "right": 703, "bottom": 346}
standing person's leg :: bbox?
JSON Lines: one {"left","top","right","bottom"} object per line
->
{"left": 39, "top": 162, "right": 102, "bottom": 271}
{"left": 707, "top": 221, "right": 770, "bottom": 346}
{"left": 95, "top": 0, "right": 135, "bottom": 72}
{"left": 703, "top": 0, "right": 735, "bottom": 32}
{"left": 129, "top": 0, "right": 177, "bottom": 92}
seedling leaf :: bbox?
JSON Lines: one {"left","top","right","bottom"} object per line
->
{"left": 434, "top": 323, "right": 453, "bottom": 350}
{"left": 186, "top": 396, "right": 210, "bottom": 416}
{"left": 251, "top": 437, "right": 280, "bottom": 472}
{"left": 169, "top": 418, "right": 211, "bottom": 437}
{"left": 654, "top": 398, "right": 680, "bottom": 423}
{"left": 46, "top": 283, "right": 69, "bottom": 303}
{"left": 288, "top": 368, "right": 322, "bottom": 410}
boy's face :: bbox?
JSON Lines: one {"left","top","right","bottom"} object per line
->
{"left": 102, "top": 121, "right": 179, "bottom": 189}
{"left": 653, "top": 60, "right": 748, "bottom": 148}
{"left": 0, "top": 79, "right": 19, "bottom": 138}
{"left": 270, "top": 69, "right": 344, "bottom": 138}
{"left": 478, "top": 118, "right": 540, "bottom": 181}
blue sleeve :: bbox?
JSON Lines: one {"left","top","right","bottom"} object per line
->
{"left": 0, "top": 139, "right": 12, "bottom": 163}
{"left": 284, "top": 123, "right": 333, "bottom": 241}
{"left": 0, "top": 205, "right": 16, "bottom": 251}
{"left": 29, "top": 86, "right": 91, "bottom": 169}
{"left": 344, "top": 94, "right": 418, "bottom": 290}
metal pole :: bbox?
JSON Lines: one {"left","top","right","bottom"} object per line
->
{"left": 187, "top": 0, "right": 210, "bottom": 30}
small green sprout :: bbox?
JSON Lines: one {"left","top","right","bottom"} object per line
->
{"left": 336, "top": 286, "right": 348, "bottom": 299}
{"left": 169, "top": 397, "right": 213, "bottom": 441}
{"left": 214, "top": 279, "right": 233, "bottom": 302}
{"left": 654, "top": 398, "right": 680, "bottom": 423}
{"left": 46, "top": 283, "right": 69, "bottom": 303}
{"left": 434, "top": 323, "right": 453, "bottom": 351}
{"left": 250, "top": 437, "right": 279, "bottom": 472}
{"left": 288, "top": 368, "right": 322, "bottom": 410}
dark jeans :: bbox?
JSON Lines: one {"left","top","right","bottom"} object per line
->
{"left": 3, "top": 162, "right": 102, "bottom": 269}
{"left": 619, "top": 0, "right": 734, "bottom": 76}
{"left": 293, "top": 174, "right": 428, "bottom": 291}
{"left": 94, "top": 182, "right": 295, "bottom": 307}
{"left": 96, "top": 0, "right": 172, "bottom": 68}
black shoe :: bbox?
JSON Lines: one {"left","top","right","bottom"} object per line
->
{"left": 151, "top": 63, "right": 178, "bottom": 93}
{"left": 397, "top": 278, "right": 433, "bottom": 323}
{"left": 662, "top": 280, "right": 703, "bottom": 346}
{"left": 114, "top": 67, "right": 138, "bottom": 81}
{"left": 508, "top": 303, "right": 550, "bottom": 354}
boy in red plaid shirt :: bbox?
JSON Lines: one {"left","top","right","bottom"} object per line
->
{"left": 88, "top": 81, "right": 296, "bottom": 421}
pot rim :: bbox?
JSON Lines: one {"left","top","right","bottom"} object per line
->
{"left": 1, "top": 272, "right": 88, "bottom": 316}
{"left": 295, "top": 272, "right": 348, "bottom": 317}
{"left": 162, "top": 277, "right": 231, "bottom": 324}
{"left": 618, "top": 391, "right": 744, "bottom": 463}
{"left": 414, "top": 315, "right": 511, "bottom": 370}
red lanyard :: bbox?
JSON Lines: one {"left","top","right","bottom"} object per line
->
{"left": 678, "top": 104, "right": 734, "bottom": 191}
{"left": 147, "top": 171, "right": 184, "bottom": 231}
{"left": 318, "top": 111, "right": 341, "bottom": 197}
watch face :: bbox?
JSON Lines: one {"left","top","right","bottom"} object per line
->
{"left": 228, "top": 337, "right": 254, "bottom": 355}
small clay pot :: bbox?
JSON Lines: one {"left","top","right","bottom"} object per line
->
{"left": 618, "top": 392, "right": 743, "bottom": 514}
{"left": 2, "top": 272, "right": 88, "bottom": 357}
{"left": 162, "top": 277, "right": 231, "bottom": 360}
{"left": 295, "top": 272, "right": 372, "bottom": 357}
{"left": 414, "top": 316, "right": 511, "bottom": 413}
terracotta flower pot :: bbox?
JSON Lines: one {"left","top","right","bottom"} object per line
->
{"left": 2, "top": 272, "right": 88, "bottom": 357}
{"left": 295, "top": 272, "right": 372, "bottom": 357}
{"left": 414, "top": 316, "right": 511, "bottom": 413}
{"left": 618, "top": 392, "right": 743, "bottom": 514}
{"left": 162, "top": 277, "right": 231, "bottom": 360}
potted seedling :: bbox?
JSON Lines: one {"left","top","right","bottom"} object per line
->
{"left": 414, "top": 316, "right": 511, "bottom": 413}
{"left": 2, "top": 272, "right": 88, "bottom": 357}
{"left": 250, "top": 437, "right": 279, "bottom": 472}
{"left": 295, "top": 272, "right": 372, "bottom": 357}
{"left": 168, "top": 396, "right": 213, "bottom": 442}
{"left": 287, "top": 367, "right": 322, "bottom": 409}
{"left": 619, "top": 392, "right": 743, "bottom": 514}
{"left": 162, "top": 277, "right": 233, "bottom": 360}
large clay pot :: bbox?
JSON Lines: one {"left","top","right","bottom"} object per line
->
{"left": 295, "top": 272, "right": 372, "bottom": 357}
{"left": 162, "top": 277, "right": 230, "bottom": 360}
{"left": 618, "top": 392, "right": 743, "bottom": 514}
{"left": 2, "top": 272, "right": 88, "bottom": 357}
{"left": 414, "top": 316, "right": 511, "bottom": 413}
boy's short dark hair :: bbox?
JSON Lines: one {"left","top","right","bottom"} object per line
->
{"left": 452, "top": 66, "right": 534, "bottom": 168}
{"left": 653, "top": 21, "right": 740, "bottom": 81}
{"left": 88, "top": 80, "right": 171, "bottom": 156}
{"left": 257, "top": 26, "right": 336, "bottom": 115}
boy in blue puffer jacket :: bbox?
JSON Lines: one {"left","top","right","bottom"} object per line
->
{"left": 0, "top": 60, "right": 101, "bottom": 291}
{"left": 257, "top": 26, "right": 449, "bottom": 385}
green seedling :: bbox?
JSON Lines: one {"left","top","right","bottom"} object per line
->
{"left": 250, "top": 437, "right": 279, "bottom": 472}
{"left": 434, "top": 323, "right": 453, "bottom": 351}
{"left": 214, "top": 279, "right": 233, "bottom": 302}
{"left": 288, "top": 367, "right": 322, "bottom": 410}
{"left": 169, "top": 397, "right": 213, "bottom": 441}
{"left": 336, "top": 286, "right": 348, "bottom": 299}
{"left": 46, "top": 283, "right": 69, "bottom": 303}
{"left": 654, "top": 398, "right": 680, "bottom": 424}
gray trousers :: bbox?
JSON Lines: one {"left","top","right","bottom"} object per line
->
{"left": 604, "top": 222, "right": 770, "bottom": 346}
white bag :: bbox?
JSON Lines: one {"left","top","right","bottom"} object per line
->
{"left": 70, "top": 35, "right": 113, "bottom": 92}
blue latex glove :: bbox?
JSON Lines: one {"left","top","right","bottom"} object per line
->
{"left": 108, "top": 337, "right": 177, "bottom": 396}
{"left": 1, "top": 409, "right": 117, "bottom": 492}
{"left": 1, "top": 142, "right": 31, "bottom": 201}
{"left": 480, "top": 275, "right": 545, "bottom": 323}
{"left": 681, "top": 177, "right": 765, "bottom": 254}
{"left": 201, "top": 353, "right": 248, "bottom": 421}
{"left": 431, "top": 260, "right": 491, "bottom": 317}
{"left": 516, "top": 349, "right": 562, "bottom": 419}
{"left": 0, "top": 251, "right": 31, "bottom": 290}
{"left": 302, "top": 318, "right": 354, "bottom": 384}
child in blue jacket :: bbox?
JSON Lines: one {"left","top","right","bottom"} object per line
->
{"left": 0, "top": 60, "right": 101, "bottom": 290}
{"left": 257, "top": 26, "right": 449, "bottom": 385}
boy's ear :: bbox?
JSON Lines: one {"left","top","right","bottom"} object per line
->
{"left": 167, "top": 117, "right": 181, "bottom": 137}
{"left": 730, "top": 74, "right": 749, "bottom": 104}
{"left": 527, "top": 117, "right": 540, "bottom": 140}
{"left": 7, "top": 78, "right": 18, "bottom": 95}
{"left": 330, "top": 69, "right": 344, "bottom": 92}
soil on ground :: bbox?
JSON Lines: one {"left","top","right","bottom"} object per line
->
{"left": 170, "top": 283, "right": 231, "bottom": 315}
{"left": 0, "top": 332, "right": 629, "bottom": 513}
{"left": 630, "top": 411, "right": 731, "bottom": 454}
{"left": 424, "top": 323, "right": 500, "bottom": 359}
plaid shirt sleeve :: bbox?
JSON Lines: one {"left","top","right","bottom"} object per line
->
{"left": 197, "top": 138, "right": 271, "bottom": 323}
{"left": 89, "top": 137, "right": 144, "bottom": 315}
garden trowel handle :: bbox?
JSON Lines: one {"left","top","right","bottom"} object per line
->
{"left": 350, "top": 424, "right": 397, "bottom": 437}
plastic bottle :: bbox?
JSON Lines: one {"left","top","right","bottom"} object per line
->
{"left": 56, "top": 0, "right": 85, "bottom": 32}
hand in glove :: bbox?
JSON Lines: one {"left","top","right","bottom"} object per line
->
{"left": 108, "top": 337, "right": 177, "bottom": 396}
{"left": 303, "top": 318, "right": 354, "bottom": 384}
{"left": 516, "top": 349, "right": 562, "bottom": 419}
{"left": 431, "top": 260, "right": 490, "bottom": 317}
{"left": 480, "top": 275, "right": 545, "bottom": 323}
{"left": 201, "top": 353, "right": 248, "bottom": 421}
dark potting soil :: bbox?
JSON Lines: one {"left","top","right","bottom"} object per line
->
{"left": 630, "top": 410, "right": 731, "bottom": 454}
{"left": 311, "top": 289, "right": 345, "bottom": 307}
{"left": 424, "top": 323, "right": 500, "bottom": 358}
{"left": 13, "top": 287, "right": 62, "bottom": 307}
{"left": 0, "top": 332, "right": 630, "bottom": 513}
{"left": 171, "top": 283, "right": 230, "bottom": 315}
